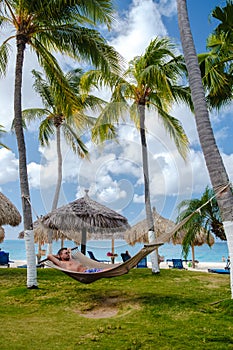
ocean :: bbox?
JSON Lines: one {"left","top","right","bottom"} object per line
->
{"left": 0, "top": 239, "right": 229, "bottom": 263}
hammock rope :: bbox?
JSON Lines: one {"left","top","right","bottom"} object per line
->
{"left": 44, "top": 242, "right": 164, "bottom": 284}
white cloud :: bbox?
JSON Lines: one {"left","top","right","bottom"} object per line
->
{"left": 222, "top": 153, "right": 233, "bottom": 182}
{"left": 0, "top": 148, "right": 18, "bottom": 184}
{"left": 110, "top": 0, "right": 168, "bottom": 61}
{"left": 0, "top": 45, "right": 41, "bottom": 130}
{"left": 157, "top": 0, "right": 177, "bottom": 17}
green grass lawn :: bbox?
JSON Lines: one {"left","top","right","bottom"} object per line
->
{"left": 0, "top": 267, "right": 233, "bottom": 350}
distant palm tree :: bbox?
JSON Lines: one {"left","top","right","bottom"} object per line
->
{"left": 82, "top": 37, "right": 192, "bottom": 273}
{"left": 176, "top": 0, "right": 233, "bottom": 298}
{"left": 0, "top": 0, "right": 121, "bottom": 288}
{"left": 177, "top": 187, "right": 225, "bottom": 240}
{"left": 0, "top": 125, "right": 9, "bottom": 149}
{"left": 176, "top": 186, "right": 225, "bottom": 265}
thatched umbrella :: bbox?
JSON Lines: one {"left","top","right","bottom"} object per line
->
{"left": 38, "top": 190, "right": 130, "bottom": 257}
{"left": 0, "top": 226, "right": 5, "bottom": 243}
{"left": 0, "top": 192, "right": 21, "bottom": 227}
{"left": 124, "top": 207, "right": 175, "bottom": 246}
{"left": 171, "top": 228, "right": 215, "bottom": 267}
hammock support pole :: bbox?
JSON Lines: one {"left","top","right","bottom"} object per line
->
{"left": 81, "top": 227, "right": 86, "bottom": 255}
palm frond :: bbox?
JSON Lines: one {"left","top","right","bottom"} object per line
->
{"left": 129, "top": 103, "right": 140, "bottom": 128}
{"left": 0, "top": 42, "right": 11, "bottom": 77}
{"left": 62, "top": 123, "right": 88, "bottom": 158}
{"left": 91, "top": 122, "right": 117, "bottom": 144}
{"left": 32, "top": 41, "right": 85, "bottom": 112}
{"left": 199, "top": 51, "right": 233, "bottom": 110}
{"left": 35, "top": 26, "right": 123, "bottom": 76}
{"left": 31, "top": 70, "right": 55, "bottom": 109}
{"left": 0, "top": 124, "right": 10, "bottom": 150}
{"left": 211, "top": 1, "right": 233, "bottom": 36}
{"left": 94, "top": 99, "right": 129, "bottom": 127}
{"left": 38, "top": 0, "right": 115, "bottom": 29}
{"left": 80, "top": 69, "right": 124, "bottom": 92}
{"left": 170, "top": 85, "right": 194, "bottom": 112}
{"left": 22, "top": 108, "right": 51, "bottom": 124}
{"left": 39, "top": 118, "right": 55, "bottom": 146}
{"left": 155, "top": 108, "right": 190, "bottom": 160}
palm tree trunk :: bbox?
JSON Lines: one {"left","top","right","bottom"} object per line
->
{"left": 48, "top": 125, "right": 63, "bottom": 254}
{"left": 138, "top": 103, "right": 160, "bottom": 273}
{"left": 52, "top": 125, "right": 62, "bottom": 211}
{"left": 191, "top": 245, "right": 195, "bottom": 268}
{"left": 14, "top": 35, "right": 37, "bottom": 288}
{"left": 177, "top": 0, "right": 233, "bottom": 297}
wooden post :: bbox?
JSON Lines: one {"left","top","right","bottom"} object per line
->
{"left": 192, "top": 245, "right": 195, "bottom": 268}
{"left": 81, "top": 227, "right": 86, "bottom": 255}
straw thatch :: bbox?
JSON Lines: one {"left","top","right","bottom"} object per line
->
{"left": 0, "top": 192, "right": 21, "bottom": 227}
{"left": 171, "top": 228, "right": 215, "bottom": 267}
{"left": 0, "top": 226, "right": 5, "bottom": 243}
{"left": 124, "top": 207, "right": 175, "bottom": 245}
{"left": 171, "top": 228, "right": 215, "bottom": 247}
{"left": 19, "top": 220, "right": 75, "bottom": 245}
{"left": 39, "top": 191, "right": 130, "bottom": 242}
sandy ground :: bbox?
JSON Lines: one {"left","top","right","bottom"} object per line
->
{"left": 159, "top": 261, "right": 228, "bottom": 272}
{"left": 9, "top": 260, "right": 27, "bottom": 268}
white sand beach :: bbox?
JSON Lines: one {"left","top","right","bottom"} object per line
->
{"left": 159, "top": 261, "right": 228, "bottom": 272}
{"left": 9, "top": 260, "right": 27, "bottom": 268}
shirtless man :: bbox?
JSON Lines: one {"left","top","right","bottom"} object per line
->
{"left": 47, "top": 248, "right": 105, "bottom": 273}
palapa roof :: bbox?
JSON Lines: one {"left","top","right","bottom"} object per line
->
{"left": 171, "top": 228, "right": 215, "bottom": 247}
{"left": 37, "top": 191, "right": 130, "bottom": 242}
{"left": 0, "top": 226, "right": 5, "bottom": 243}
{"left": 0, "top": 192, "right": 21, "bottom": 227}
{"left": 124, "top": 207, "right": 175, "bottom": 245}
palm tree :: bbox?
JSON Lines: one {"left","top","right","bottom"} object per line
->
{"left": 0, "top": 0, "right": 121, "bottom": 288}
{"left": 82, "top": 37, "right": 192, "bottom": 273}
{"left": 23, "top": 68, "right": 117, "bottom": 255}
{"left": 175, "top": 186, "right": 225, "bottom": 266}
{"left": 176, "top": 0, "right": 233, "bottom": 298}
{"left": 198, "top": 1, "right": 233, "bottom": 109}
{"left": 177, "top": 187, "right": 225, "bottom": 239}
{"left": 0, "top": 125, "right": 10, "bottom": 149}
{"left": 22, "top": 69, "right": 91, "bottom": 252}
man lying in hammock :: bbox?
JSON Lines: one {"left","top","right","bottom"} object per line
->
{"left": 47, "top": 247, "right": 109, "bottom": 273}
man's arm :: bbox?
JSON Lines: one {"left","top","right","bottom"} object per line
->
{"left": 47, "top": 254, "right": 63, "bottom": 267}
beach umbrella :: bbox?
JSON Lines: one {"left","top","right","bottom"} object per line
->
{"left": 0, "top": 192, "right": 21, "bottom": 227}
{"left": 124, "top": 207, "right": 175, "bottom": 246}
{"left": 0, "top": 226, "right": 5, "bottom": 243}
{"left": 38, "top": 190, "right": 130, "bottom": 257}
{"left": 171, "top": 228, "right": 215, "bottom": 267}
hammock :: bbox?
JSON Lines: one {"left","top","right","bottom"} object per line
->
{"left": 44, "top": 242, "right": 163, "bottom": 284}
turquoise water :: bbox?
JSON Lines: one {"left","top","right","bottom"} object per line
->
{"left": 0, "top": 239, "right": 229, "bottom": 263}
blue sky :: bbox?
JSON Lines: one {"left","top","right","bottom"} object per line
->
{"left": 1, "top": 0, "right": 232, "bottom": 239}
